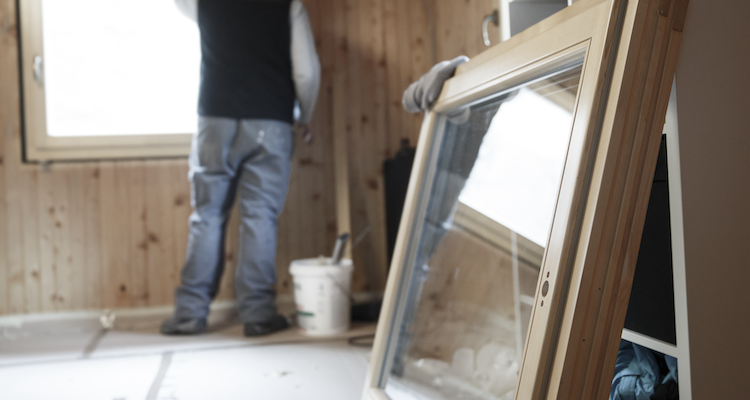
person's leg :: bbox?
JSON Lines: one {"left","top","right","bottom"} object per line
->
{"left": 164, "top": 116, "right": 240, "bottom": 334}
{"left": 232, "top": 119, "right": 293, "bottom": 331}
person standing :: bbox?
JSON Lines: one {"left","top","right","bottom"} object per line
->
{"left": 161, "top": 0, "right": 320, "bottom": 336}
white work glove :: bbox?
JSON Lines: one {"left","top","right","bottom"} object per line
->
{"left": 402, "top": 56, "right": 470, "bottom": 113}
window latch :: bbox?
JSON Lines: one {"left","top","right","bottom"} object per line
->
{"left": 482, "top": 1, "right": 511, "bottom": 48}
{"left": 482, "top": 10, "right": 499, "bottom": 47}
{"left": 33, "top": 55, "right": 44, "bottom": 85}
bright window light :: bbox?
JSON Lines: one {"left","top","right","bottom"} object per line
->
{"left": 459, "top": 88, "right": 573, "bottom": 246}
{"left": 41, "top": 0, "right": 200, "bottom": 137}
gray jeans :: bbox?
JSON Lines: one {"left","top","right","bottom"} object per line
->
{"left": 174, "top": 116, "right": 293, "bottom": 324}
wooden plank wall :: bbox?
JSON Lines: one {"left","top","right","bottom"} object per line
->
{"left": 0, "top": 0, "right": 498, "bottom": 316}
{"left": 336, "top": 0, "right": 498, "bottom": 292}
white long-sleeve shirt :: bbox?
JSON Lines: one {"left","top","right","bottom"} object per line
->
{"left": 174, "top": 0, "right": 321, "bottom": 124}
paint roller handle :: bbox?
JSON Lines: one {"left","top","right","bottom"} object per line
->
{"left": 330, "top": 233, "right": 350, "bottom": 265}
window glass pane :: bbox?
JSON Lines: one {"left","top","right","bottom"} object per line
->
{"left": 458, "top": 68, "right": 580, "bottom": 246}
{"left": 384, "top": 62, "right": 582, "bottom": 400}
{"left": 42, "top": 0, "right": 200, "bottom": 137}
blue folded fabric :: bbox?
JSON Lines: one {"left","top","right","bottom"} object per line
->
{"left": 610, "top": 340, "right": 663, "bottom": 400}
{"left": 662, "top": 353, "right": 678, "bottom": 385}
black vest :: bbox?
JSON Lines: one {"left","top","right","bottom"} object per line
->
{"left": 197, "top": 0, "right": 295, "bottom": 123}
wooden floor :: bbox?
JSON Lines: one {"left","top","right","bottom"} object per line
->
{"left": 0, "top": 313, "right": 376, "bottom": 400}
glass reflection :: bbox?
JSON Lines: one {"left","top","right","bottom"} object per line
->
{"left": 384, "top": 63, "right": 583, "bottom": 400}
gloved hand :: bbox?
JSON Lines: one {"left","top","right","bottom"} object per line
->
{"left": 402, "top": 55, "right": 470, "bottom": 113}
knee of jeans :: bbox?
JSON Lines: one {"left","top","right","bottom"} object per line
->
{"left": 189, "top": 212, "right": 226, "bottom": 227}
{"left": 238, "top": 199, "right": 279, "bottom": 221}
{"left": 189, "top": 163, "right": 234, "bottom": 182}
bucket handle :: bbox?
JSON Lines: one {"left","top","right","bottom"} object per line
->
{"left": 327, "top": 272, "right": 355, "bottom": 304}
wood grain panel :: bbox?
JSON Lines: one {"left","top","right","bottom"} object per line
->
{"left": 342, "top": 0, "right": 371, "bottom": 291}
{"left": 155, "top": 161, "right": 178, "bottom": 304}
{"left": 0, "top": 0, "right": 16, "bottom": 315}
{"left": 5, "top": 155, "right": 24, "bottom": 313}
{"left": 407, "top": 0, "right": 433, "bottom": 143}
{"left": 170, "top": 163, "right": 191, "bottom": 304}
{"left": 97, "top": 161, "right": 118, "bottom": 309}
{"left": 83, "top": 164, "right": 102, "bottom": 309}
{"left": 126, "top": 161, "right": 148, "bottom": 307}
{"left": 36, "top": 168, "right": 57, "bottom": 312}
{"left": 394, "top": 0, "right": 415, "bottom": 147}
{"left": 144, "top": 160, "right": 165, "bottom": 306}
{"left": 20, "top": 169, "right": 42, "bottom": 313}
{"left": 382, "top": 0, "right": 402, "bottom": 156}
{"left": 113, "top": 163, "right": 133, "bottom": 308}
{"left": 1, "top": 54, "right": 23, "bottom": 315}
{"left": 67, "top": 165, "right": 87, "bottom": 310}
{"left": 54, "top": 165, "right": 74, "bottom": 311}
{"left": 0, "top": 0, "right": 498, "bottom": 316}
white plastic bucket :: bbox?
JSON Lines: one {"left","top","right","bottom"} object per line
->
{"left": 290, "top": 257, "right": 354, "bottom": 336}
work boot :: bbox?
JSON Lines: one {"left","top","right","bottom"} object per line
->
{"left": 244, "top": 314, "right": 289, "bottom": 337}
{"left": 160, "top": 316, "right": 207, "bottom": 335}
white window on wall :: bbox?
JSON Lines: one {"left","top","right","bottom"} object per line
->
{"left": 20, "top": 0, "right": 201, "bottom": 161}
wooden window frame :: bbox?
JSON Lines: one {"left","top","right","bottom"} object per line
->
{"left": 362, "top": 0, "right": 688, "bottom": 398}
{"left": 18, "top": 0, "right": 192, "bottom": 162}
